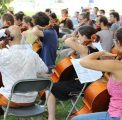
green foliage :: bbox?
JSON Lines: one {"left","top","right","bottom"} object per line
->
{"left": 0, "top": 0, "right": 13, "bottom": 17}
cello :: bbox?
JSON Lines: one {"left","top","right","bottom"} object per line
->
{"left": 32, "top": 24, "right": 53, "bottom": 53}
{"left": 50, "top": 34, "right": 99, "bottom": 83}
{"left": 50, "top": 51, "right": 78, "bottom": 83}
{"left": 71, "top": 77, "right": 110, "bottom": 118}
{"left": 71, "top": 52, "right": 122, "bottom": 119}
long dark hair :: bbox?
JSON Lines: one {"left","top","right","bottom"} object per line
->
{"left": 78, "top": 26, "right": 100, "bottom": 41}
{"left": 78, "top": 26, "right": 96, "bottom": 39}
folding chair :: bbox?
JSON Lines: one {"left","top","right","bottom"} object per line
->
{"left": 66, "top": 83, "right": 88, "bottom": 120}
{"left": 2, "top": 77, "right": 53, "bottom": 120}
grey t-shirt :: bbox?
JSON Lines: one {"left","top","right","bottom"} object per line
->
{"left": 97, "top": 30, "right": 113, "bottom": 52}
{"left": 110, "top": 22, "right": 122, "bottom": 38}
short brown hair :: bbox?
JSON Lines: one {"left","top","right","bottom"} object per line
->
{"left": 2, "top": 13, "right": 14, "bottom": 25}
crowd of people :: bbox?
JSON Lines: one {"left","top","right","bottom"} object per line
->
{"left": 0, "top": 6, "right": 122, "bottom": 120}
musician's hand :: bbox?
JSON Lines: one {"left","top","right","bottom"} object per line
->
{"left": 0, "top": 40, "right": 8, "bottom": 48}
{"left": 61, "top": 34, "right": 72, "bottom": 42}
{"left": 100, "top": 51, "right": 117, "bottom": 60}
{"left": 36, "top": 25, "right": 45, "bottom": 30}
{"left": 32, "top": 26, "right": 44, "bottom": 37}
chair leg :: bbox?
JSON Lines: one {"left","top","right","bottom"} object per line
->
{"left": 66, "top": 83, "right": 87, "bottom": 120}
{"left": 71, "top": 98, "right": 78, "bottom": 111}
{"left": 4, "top": 94, "right": 13, "bottom": 120}
{"left": 44, "top": 82, "right": 53, "bottom": 107}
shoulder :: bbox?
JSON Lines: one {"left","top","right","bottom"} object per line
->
{"left": 44, "top": 28, "right": 52, "bottom": 33}
{"left": 22, "top": 30, "right": 27, "bottom": 37}
{"left": 109, "top": 60, "right": 122, "bottom": 70}
{"left": 30, "top": 50, "right": 38, "bottom": 56}
{"left": 96, "top": 31, "right": 102, "bottom": 35}
{"left": 111, "top": 23, "right": 118, "bottom": 28}
{"left": 30, "top": 51, "right": 43, "bottom": 61}
{"left": 111, "top": 22, "right": 120, "bottom": 29}
{"left": 44, "top": 28, "right": 57, "bottom": 36}
{"left": 0, "top": 48, "right": 8, "bottom": 54}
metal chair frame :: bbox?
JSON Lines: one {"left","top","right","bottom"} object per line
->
{"left": 2, "top": 77, "right": 53, "bottom": 120}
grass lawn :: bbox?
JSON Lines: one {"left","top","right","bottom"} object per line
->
{"left": 0, "top": 99, "right": 83, "bottom": 120}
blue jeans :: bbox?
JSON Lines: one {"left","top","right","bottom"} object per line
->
{"left": 72, "top": 112, "right": 120, "bottom": 120}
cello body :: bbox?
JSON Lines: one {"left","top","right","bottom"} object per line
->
{"left": 50, "top": 51, "right": 78, "bottom": 83}
{"left": 50, "top": 57, "right": 77, "bottom": 83}
{"left": 32, "top": 39, "right": 42, "bottom": 53}
{"left": 71, "top": 77, "right": 110, "bottom": 118}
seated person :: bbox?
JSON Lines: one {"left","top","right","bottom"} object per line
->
{"left": 47, "top": 26, "right": 99, "bottom": 120}
{"left": 0, "top": 25, "right": 48, "bottom": 108}
{"left": 1, "top": 13, "right": 14, "bottom": 28}
{"left": 96, "top": 16, "right": 113, "bottom": 52}
{"left": 14, "top": 11, "right": 27, "bottom": 32}
{"left": 60, "top": 12, "right": 92, "bottom": 44}
{"left": 21, "top": 16, "right": 43, "bottom": 52}
{"left": 0, "top": 13, "right": 14, "bottom": 48}
{"left": 72, "top": 28, "right": 122, "bottom": 120}
{"left": 32, "top": 12, "right": 58, "bottom": 72}
{"left": 58, "top": 12, "right": 93, "bottom": 59}
{"left": 60, "top": 9, "right": 74, "bottom": 30}
{"left": 49, "top": 13, "right": 60, "bottom": 37}
{"left": 109, "top": 12, "right": 122, "bottom": 38}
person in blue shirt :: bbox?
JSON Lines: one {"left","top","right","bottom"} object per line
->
{"left": 32, "top": 12, "right": 58, "bottom": 72}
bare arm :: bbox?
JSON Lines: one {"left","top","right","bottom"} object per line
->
{"left": 79, "top": 51, "right": 122, "bottom": 73}
{"left": 32, "top": 26, "right": 44, "bottom": 37}
{"left": 65, "top": 37, "right": 88, "bottom": 56}
{"left": 61, "top": 30, "right": 78, "bottom": 42}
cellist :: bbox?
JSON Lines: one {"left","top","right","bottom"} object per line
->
{"left": 72, "top": 28, "right": 122, "bottom": 120}
{"left": 47, "top": 26, "right": 100, "bottom": 120}
{"left": 21, "top": 16, "right": 44, "bottom": 53}
{"left": 0, "top": 25, "right": 48, "bottom": 114}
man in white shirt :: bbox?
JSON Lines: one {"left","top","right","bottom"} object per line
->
{"left": 0, "top": 25, "right": 48, "bottom": 108}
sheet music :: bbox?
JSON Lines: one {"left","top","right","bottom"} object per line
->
{"left": 92, "top": 42, "right": 103, "bottom": 51}
{"left": 71, "top": 59, "right": 103, "bottom": 84}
